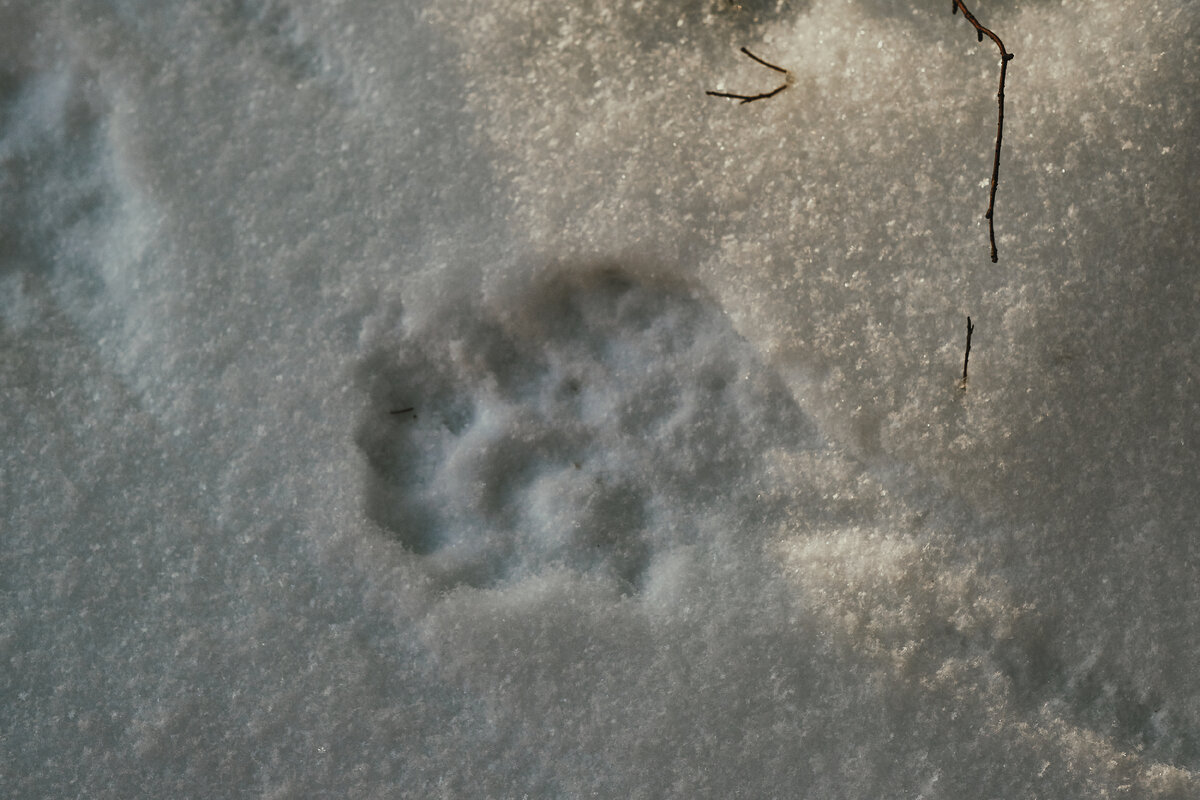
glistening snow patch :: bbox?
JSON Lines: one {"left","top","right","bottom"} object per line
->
{"left": 355, "top": 265, "right": 821, "bottom": 593}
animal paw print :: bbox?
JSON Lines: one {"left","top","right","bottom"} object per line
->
{"left": 356, "top": 266, "right": 820, "bottom": 592}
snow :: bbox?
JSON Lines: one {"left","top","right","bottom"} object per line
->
{"left": 2, "top": 0, "right": 1198, "bottom": 796}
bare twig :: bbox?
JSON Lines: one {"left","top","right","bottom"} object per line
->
{"left": 951, "top": 1, "right": 1014, "bottom": 263}
{"left": 959, "top": 316, "right": 974, "bottom": 390}
{"left": 708, "top": 9, "right": 1013, "bottom": 260}
{"left": 738, "top": 47, "right": 790, "bottom": 75}
{"left": 706, "top": 47, "right": 792, "bottom": 104}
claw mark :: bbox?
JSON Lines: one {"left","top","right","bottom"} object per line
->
{"left": 706, "top": 47, "right": 793, "bottom": 105}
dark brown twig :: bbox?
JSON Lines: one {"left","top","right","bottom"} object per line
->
{"left": 951, "top": 1, "right": 1014, "bottom": 263}
{"left": 706, "top": 47, "right": 792, "bottom": 104}
{"left": 959, "top": 316, "right": 974, "bottom": 390}
{"left": 738, "top": 47, "right": 790, "bottom": 75}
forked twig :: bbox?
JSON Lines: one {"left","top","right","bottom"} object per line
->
{"left": 706, "top": 47, "right": 792, "bottom": 104}
{"left": 952, "top": 1, "right": 1014, "bottom": 263}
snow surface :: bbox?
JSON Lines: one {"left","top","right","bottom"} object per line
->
{"left": 2, "top": 0, "right": 1198, "bottom": 796}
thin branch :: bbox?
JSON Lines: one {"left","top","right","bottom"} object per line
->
{"left": 706, "top": 47, "right": 792, "bottom": 105}
{"left": 959, "top": 315, "right": 974, "bottom": 390}
{"left": 707, "top": 11, "right": 1012, "bottom": 260}
{"left": 738, "top": 46, "right": 790, "bottom": 75}
{"left": 951, "top": 1, "right": 1014, "bottom": 263}
{"left": 706, "top": 84, "right": 789, "bottom": 104}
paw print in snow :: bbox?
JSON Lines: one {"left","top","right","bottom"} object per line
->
{"left": 355, "top": 266, "right": 820, "bottom": 592}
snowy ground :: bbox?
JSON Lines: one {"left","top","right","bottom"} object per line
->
{"left": 3, "top": 0, "right": 1198, "bottom": 796}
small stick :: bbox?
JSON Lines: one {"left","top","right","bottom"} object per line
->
{"left": 959, "top": 316, "right": 974, "bottom": 390}
{"left": 951, "top": 1, "right": 1014, "bottom": 263}
{"left": 389, "top": 407, "right": 415, "bottom": 415}
{"left": 738, "top": 47, "right": 790, "bottom": 75}
{"left": 706, "top": 85, "right": 788, "bottom": 104}
{"left": 706, "top": 47, "right": 792, "bottom": 105}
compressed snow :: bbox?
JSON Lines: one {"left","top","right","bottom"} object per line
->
{"left": 2, "top": 0, "right": 1198, "bottom": 797}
